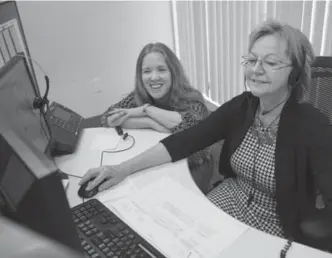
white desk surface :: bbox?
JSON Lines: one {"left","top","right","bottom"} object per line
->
{"left": 56, "top": 128, "right": 332, "bottom": 258}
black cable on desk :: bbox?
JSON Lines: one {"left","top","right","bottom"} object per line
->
{"left": 62, "top": 172, "right": 83, "bottom": 179}
{"left": 41, "top": 118, "right": 135, "bottom": 205}
{"left": 280, "top": 239, "right": 293, "bottom": 258}
{"left": 99, "top": 134, "right": 135, "bottom": 166}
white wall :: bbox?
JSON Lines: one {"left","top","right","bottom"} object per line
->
{"left": 17, "top": 1, "right": 174, "bottom": 117}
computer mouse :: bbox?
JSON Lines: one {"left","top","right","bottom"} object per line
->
{"left": 77, "top": 177, "right": 107, "bottom": 199}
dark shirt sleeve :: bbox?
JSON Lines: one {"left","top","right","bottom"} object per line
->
{"left": 101, "top": 91, "right": 138, "bottom": 127}
{"left": 308, "top": 111, "right": 332, "bottom": 212}
{"left": 160, "top": 92, "right": 247, "bottom": 162}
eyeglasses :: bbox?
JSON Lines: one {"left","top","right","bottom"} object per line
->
{"left": 241, "top": 55, "right": 292, "bottom": 71}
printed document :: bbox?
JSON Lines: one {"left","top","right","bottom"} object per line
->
{"left": 111, "top": 177, "right": 249, "bottom": 258}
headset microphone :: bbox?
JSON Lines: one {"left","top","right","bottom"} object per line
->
{"left": 33, "top": 75, "right": 50, "bottom": 110}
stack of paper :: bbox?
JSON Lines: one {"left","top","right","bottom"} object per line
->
{"left": 110, "top": 177, "right": 249, "bottom": 258}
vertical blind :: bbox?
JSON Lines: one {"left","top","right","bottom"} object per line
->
{"left": 0, "top": 19, "right": 27, "bottom": 68}
{"left": 172, "top": 0, "right": 332, "bottom": 105}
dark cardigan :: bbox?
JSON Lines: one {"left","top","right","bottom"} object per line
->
{"left": 161, "top": 91, "right": 332, "bottom": 242}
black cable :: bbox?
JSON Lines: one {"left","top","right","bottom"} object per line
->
{"left": 63, "top": 173, "right": 83, "bottom": 179}
{"left": 80, "top": 134, "right": 135, "bottom": 203}
{"left": 39, "top": 110, "right": 52, "bottom": 143}
{"left": 41, "top": 111, "right": 135, "bottom": 177}
{"left": 43, "top": 75, "right": 50, "bottom": 103}
{"left": 40, "top": 112, "right": 49, "bottom": 139}
{"left": 280, "top": 239, "right": 293, "bottom": 258}
{"left": 99, "top": 135, "right": 136, "bottom": 166}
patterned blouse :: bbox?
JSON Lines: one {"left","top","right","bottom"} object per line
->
{"left": 101, "top": 91, "right": 212, "bottom": 170}
{"left": 207, "top": 114, "right": 284, "bottom": 237}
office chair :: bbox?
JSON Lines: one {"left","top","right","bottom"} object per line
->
{"left": 308, "top": 56, "right": 332, "bottom": 125}
{"left": 300, "top": 56, "right": 332, "bottom": 252}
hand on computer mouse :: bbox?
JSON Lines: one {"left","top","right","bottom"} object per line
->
{"left": 78, "top": 177, "right": 105, "bottom": 199}
{"left": 79, "top": 165, "right": 129, "bottom": 192}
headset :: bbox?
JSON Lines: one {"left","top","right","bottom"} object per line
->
{"left": 33, "top": 75, "right": 50, "bottom": 110}
{"left": 15, "top": 54, "right": 50, "bottom": 111}
{"left": 287, "top": 45, "right": 307, "bottom": 90}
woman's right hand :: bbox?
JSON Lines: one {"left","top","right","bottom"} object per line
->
{"left": 79, "top": 165, "right": 130, "bottom": 192}
{"left": 106, "top": 107, "right": 146, "bottom": 127}
{"left": 106, "top": 110, "right": 128, "bottom": 127}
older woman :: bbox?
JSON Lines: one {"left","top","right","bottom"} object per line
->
{"left": 98, "top": 42, "right": 212, "bottom": 193}
{"left": 80, "top": 20, "right": 332, "bottom": 248}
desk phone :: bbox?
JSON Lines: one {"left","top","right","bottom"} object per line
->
{"left": 46, "top": 102, "right": 84, "bottom": 156}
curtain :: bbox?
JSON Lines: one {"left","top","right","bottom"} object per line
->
{"left": 172, "top": 0, "right": 332, "bottom": 105}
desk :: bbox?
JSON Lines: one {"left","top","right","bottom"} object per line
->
{"left": 56, "top": 127, "right": 205, "bottom": 207}
{"left": 56, "top": 128, "right": 332, "bottom": 258}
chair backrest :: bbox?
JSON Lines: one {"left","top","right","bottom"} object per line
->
{"left": 308, "top": 56, "right": 332, "bottom": 125}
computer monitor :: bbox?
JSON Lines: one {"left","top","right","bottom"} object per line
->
{"left": 0, "top": 54, "right": 83, "bottom": 254}
{"left": 0, "top": 53, "right": 50, "bottom": 155}
{"left": 0, "top": 120, "right": 83, "bottom": 254}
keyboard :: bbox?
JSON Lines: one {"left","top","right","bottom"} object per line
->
{"left": 72, "top": 199, "right": 165, "bottom": 258}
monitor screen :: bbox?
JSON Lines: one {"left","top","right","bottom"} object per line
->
{"left": 0, "top": 127, "right": 83, "bottom": 254}
{"left": 0, "top": 54, "right": 50, "bottom": 155}
{"left": 0, "top": 127, "right": 50, "bottom": 211}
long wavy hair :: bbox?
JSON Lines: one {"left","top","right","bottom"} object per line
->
{"left": 248, "top": 19, "right": 316, "bottom": 102}
{"left": 133, "top": 42, "right": 204, "bottom": 111}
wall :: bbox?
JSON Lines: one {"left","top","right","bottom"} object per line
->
{"left": 17, "top": 1, "right": 174, "bottom": 117}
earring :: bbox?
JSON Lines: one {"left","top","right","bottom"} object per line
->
{"left": 288, "top": 84, "right": 295, "bottom": 92}
{"left": 244, "top": 79, "right": 249, "bottom": 92}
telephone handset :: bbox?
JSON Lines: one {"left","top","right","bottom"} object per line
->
{"left": 46, "top": 102, "right": 84, "bottom": 156}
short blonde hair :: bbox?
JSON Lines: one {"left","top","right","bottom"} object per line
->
{"left": 248, "top": 19, "right": 315, "bottom": 102}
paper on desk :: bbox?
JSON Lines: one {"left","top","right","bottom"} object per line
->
{"left": 97, "top": 179, "right": 138, "bottom": 203}
{"left": 111, "top": 177, "right": 249, "bottom": 258}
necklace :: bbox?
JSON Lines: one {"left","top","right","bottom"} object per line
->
{"left": 261, "top": 95, "right": 288, "bottom": 116}
{"left": 251, "top": 111, "right": 281, "bottom": 145}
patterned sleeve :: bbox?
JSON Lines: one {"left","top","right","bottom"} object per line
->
{"left": 171, "top": 100, "right": 212, "bottom": 170}
{"left": 101, "top": 91, "right": 138, "bottom": 127}
{"left": 170, "top": 100, "right": 210, "bottom": 134}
